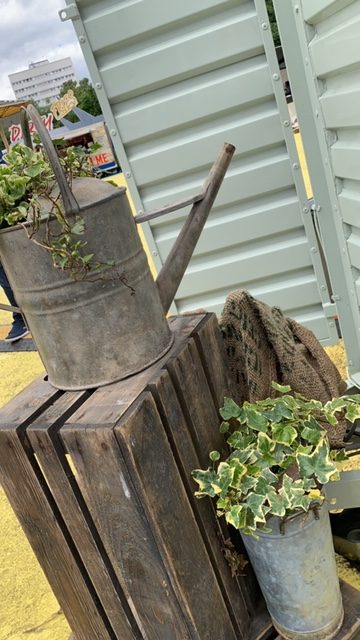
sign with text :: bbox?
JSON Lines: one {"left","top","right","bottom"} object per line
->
{"left": 50, "top": 90, "right": 78, "bottom": 120}
{"left": 9, "top": 113, "right": 54, "bottom": 144}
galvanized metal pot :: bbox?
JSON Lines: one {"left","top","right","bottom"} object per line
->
{"left": 0, "top": 178, "right": 173, "bottom": 390}
{"left": 241, "top": 506, "right": 343, "bottom": 640}
{"left": 0, "top": 106, "right": 234, "bottom": 390}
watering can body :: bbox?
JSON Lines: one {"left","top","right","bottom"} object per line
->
{"left": 0, "top": 178, "right": 173, "bottom": 390}
{"left": 0, "top": 105, "right": 234, "bottom": 390}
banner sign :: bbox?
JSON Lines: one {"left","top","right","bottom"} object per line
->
{"left": 9, "top": 113, "right": 54, "bottom": 144}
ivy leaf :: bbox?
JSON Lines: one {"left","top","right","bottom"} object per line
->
{"left": 24, "top": 163, "right": 44, "bottom": 178}
{"left": 220, "top": 397, "right": 242, "bottom": 420}
{"left": 246, "top": 493, "right": 268, "bottom": 524}
{"left": 215, "top": 462, "right": 236, "bottom": 497}
{"left": 263, "top": 402, "right": 294, "bottom": 423}
{"left": 267, "top": 489, "right": 287, "bottom": 517}
{"left": 345, "top": 403, "right": 360, "bottom": 423}
{"left": 262, "top": 468, "right": 278, "bottom": 485}
{"left": 244, "top": 408, "right": 268, "bottom": 432}
{"left": 330, "top": 449, "right": 348, "bottom": 463}
{"left": 219, "top": 421, "right": 230, "bottom": 434}
{"left": 240, "top": 476, "right": 258, "bottom": 495}
{"left": 228, "top": 458, "right": 247, "bottom": 489}
{"left": 300, "top": 424, "right": 323, "bottom": 446}
{"left": 191, "top": 468, "right": 218, "bottom": 498}
{"left": 226, "top": 504, "right": 247, "bottom": 530}
{"left": 227, "top": 431, "right": 254, "bottom": 450}
{"left": 257, "top": 432, "right": 276, "bottom": 455}
{"left": 271, "top": 382, "right": 292, "bottom": 394}
{"left": 272, "top": 422, "right": 298, "bottom": 446}
{"left": 297, "top": 439, "right": 337, "bottom": 484}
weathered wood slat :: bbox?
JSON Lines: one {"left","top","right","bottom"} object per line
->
{"left": 148, "top": 369, "right": 250, "bottom": 638}
{"left": 190, "top": 312, "right": 230, "bottom": 409}
{"left": 0, "top": 424, "right": 112, "bottom": 640}
{"left": 115, "top": 391, "right": 239, "bottom": 640}
{"left": 167, "top": 337, "right": 226, "bottom": 467}
{"left": 61, "top": 423, "right": 191, "bottom": 640}
{"left": 27, "top": 391, "right": 140, "bottom": 640}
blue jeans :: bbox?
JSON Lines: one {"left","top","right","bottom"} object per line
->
{"left": 0, "top": 262, "right": 23, "bottom": 326}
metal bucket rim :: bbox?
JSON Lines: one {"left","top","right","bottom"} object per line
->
{"left": 254, "top": 507, "right": 324, "bottom": 539}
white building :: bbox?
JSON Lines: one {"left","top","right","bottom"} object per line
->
{"left": 9, "top": 58, "right": 76, "bottom": 106}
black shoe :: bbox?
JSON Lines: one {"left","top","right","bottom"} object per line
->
{"left": 4, "top": 324, "right": 30, "bottom": 343}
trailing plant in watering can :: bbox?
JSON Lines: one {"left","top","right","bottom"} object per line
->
{"left": 0, "top": 140, "right": 118, "bottom": 282}
{"left": 192, "top": 383, "right": 360, "bottom": 640}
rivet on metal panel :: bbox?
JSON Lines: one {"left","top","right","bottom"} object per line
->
{"left": 261, "top": 23, "right": 268, "bottom": 30}
{"left": 125, "top": 172, "right": 131, "bottom": 178}
{"left": 79, "top": 35, "right": 86, "bottom": 43}
{"left": 311, "top": 247, "right": 318, "bottom": 253}
{"left": 283, "top": 120, "right": 290, "bottom": 127}
{"left": 95, "top": 83, "right": 102, "bottom": 89}
{"left": 138, "top": 210, "right": 143, "bottom": 216}
{"left": 110, "top": 129, "right": 117, "bottom": 136}
{"left": 292, "top": 163, "right": 299, "bottom": 170}
{"left": 329, "top": 322, "right": 335, "bottom": 327}
{"left": 320, "top": 285, "right": 326, "bottom": 291}
{"left": 272, "top": 73, "right": 280, "bottom": 81}
{"left": 303, "top": 207, "right": 309, "bottom": 213}
{"left": 152, "top": 251, "right": 158, "bottom": 257}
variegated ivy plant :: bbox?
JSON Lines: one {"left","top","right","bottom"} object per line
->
{"left": 192, "top": 382, "right": 360, "bottom": 537}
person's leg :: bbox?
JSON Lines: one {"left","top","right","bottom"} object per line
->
{"left": 0, "top": 263, "right": 29, "bottom": 341}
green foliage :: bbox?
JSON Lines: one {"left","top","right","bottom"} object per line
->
{"left": 59, "top": 78, "right": 102, "bottom": 119}
{"left": 192, "top": 385, "right": 360, "bottom": 537}
{"left": 266, "top": 0, "right": 280, "bottom": 47}
{"left": 0, "top": 142, "right": 109, "bottom": 280}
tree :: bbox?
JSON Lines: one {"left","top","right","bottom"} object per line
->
{"left": 266, "top": 0, "right": 280, "bottom": 47}
{"left": 59, "top": 78, "right": 102, "bottom": 119}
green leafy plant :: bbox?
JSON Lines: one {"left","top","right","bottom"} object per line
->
{"left": 192, "top": 383, "right": 360, "bottom": 537}
{"left": 0, "top": 143, "right": 131, "bottom": 287}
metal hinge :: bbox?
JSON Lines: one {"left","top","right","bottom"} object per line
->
{"left": 322, "top": 302, "right": 337, "bottom": 319}
{"left": 58, "top": 4, "right": 79, "bottom": 21}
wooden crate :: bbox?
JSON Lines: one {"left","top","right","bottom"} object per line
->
{"left": 0, "top": 313, "right": 261, "bottom": 640}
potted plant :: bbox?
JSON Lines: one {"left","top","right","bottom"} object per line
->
{"left": 0, "top": 106, "right": 235, "bottom": 391}
{"left": 192, "top": 382, "right": 360, "bottom": 640}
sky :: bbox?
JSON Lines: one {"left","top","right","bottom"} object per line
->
{"left": 0, "top": 0, "right": 90, "bottom": 101}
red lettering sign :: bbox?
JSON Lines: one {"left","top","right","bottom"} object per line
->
{"left": 9, "top": 113, "right": 54, "bottom": 144}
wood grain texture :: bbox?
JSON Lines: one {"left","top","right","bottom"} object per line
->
{"left": 190, "top": 312, "right": 231, "bottom": 409}
{"left": 61, "top": 422, "right": 191, "bottom": 640}
{"left": 166, "top": 337, "right": 226, "bottom": 467}
{"left": 115, "top": 391, "right": 239, "bottom": 640}
{"left": 0, "top": 426, "right": 111, "bottom": 640}
{"left": 27, "top": 391, "right": 139, "bottom": 640}
{"left": 149, "top": 368, "right": 250, "bottom": 638}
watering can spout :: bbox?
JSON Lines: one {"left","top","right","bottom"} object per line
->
{"left": 136, "top": 143, "right": 235, "bottom": 315}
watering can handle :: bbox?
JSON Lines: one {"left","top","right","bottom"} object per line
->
{"left": 136, "top": 143, "right": 235, "bottom": 314}
{"left": 26, "top": 105, "right": 80, "bottom": 216}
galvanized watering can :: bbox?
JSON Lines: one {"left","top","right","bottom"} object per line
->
{"left": 0, "top": 105, "right": 235, "bottom": 390}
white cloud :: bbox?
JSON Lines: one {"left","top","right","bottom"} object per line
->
{"left": 0, "top": 0, "right": 90, "bottom": 100}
